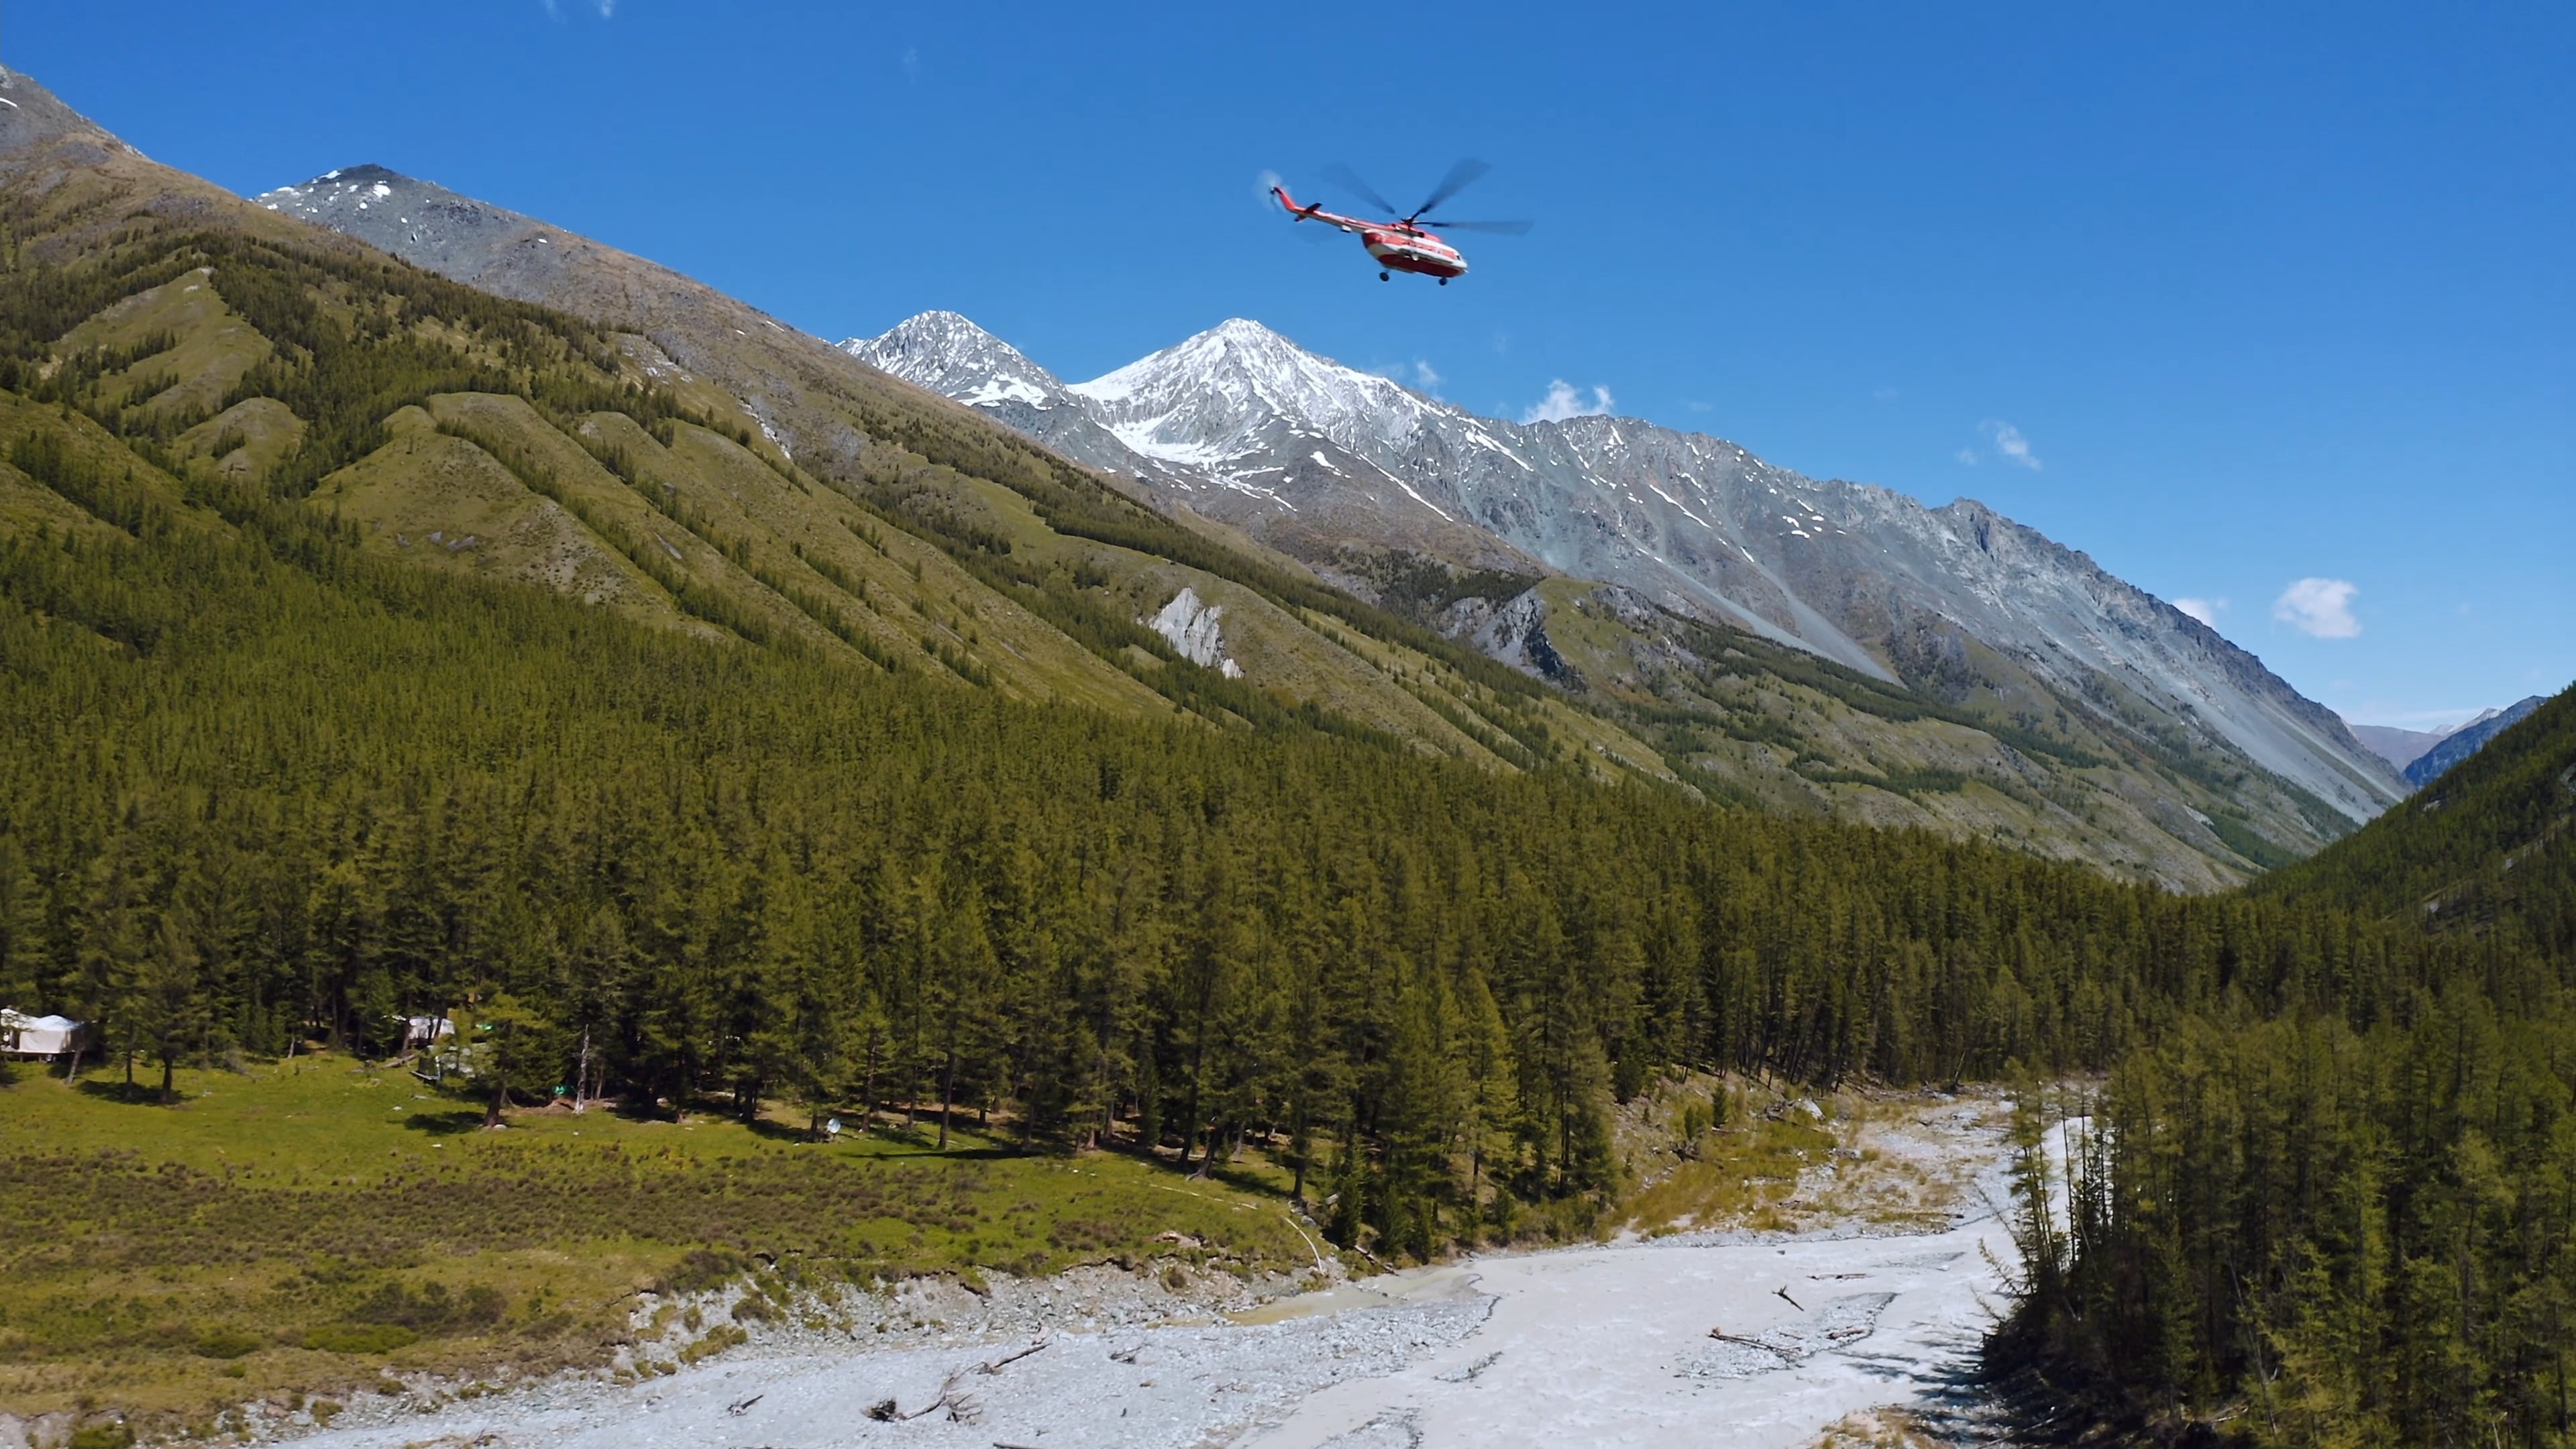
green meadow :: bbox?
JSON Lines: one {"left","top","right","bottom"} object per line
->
{"left": 0, "top": 1053, "right": 1311, "bottom": 1421}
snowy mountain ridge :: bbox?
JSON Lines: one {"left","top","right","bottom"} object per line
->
{"left": 857, "top": 310, "right": 1070, "bottom": 411}
{"left": 841, "top": 313, "right": 2406, "bottom": 824}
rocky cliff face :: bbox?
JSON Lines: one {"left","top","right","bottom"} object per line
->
{"left": 845, "top": 313, "right": 2407, "bottom": 822}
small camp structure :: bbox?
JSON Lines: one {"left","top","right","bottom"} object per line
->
{"left": 400, "top": 1014, "right": 456, "bottom": 1051}
{"left": 0, "top": 1008, "right": 83, "bottom": 1058}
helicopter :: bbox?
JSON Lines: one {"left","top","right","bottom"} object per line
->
{"left": 1272, "top": 158, "right": 1531, "bottom": 284}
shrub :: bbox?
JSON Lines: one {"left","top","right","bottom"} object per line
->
{"left": 655, "top": 1247, "right": 747, "bottom": 1295}
{"left": 193, "top": 1327, "right": 262, "bottom": 1359}
{"left": 301, "top": 1324, "right": 417, "bottom": 1354}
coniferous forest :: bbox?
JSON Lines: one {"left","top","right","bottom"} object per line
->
{"left": 17, "top": 469, "right": 2520, "bottom": 1260}
{"left": 1998, "top": 691, "right": 2576, "bottom": 1444}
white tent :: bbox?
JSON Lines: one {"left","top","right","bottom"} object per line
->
{"left": 0, "top": 1008, "right": 82, "bottom": 1057}
{"left": 400, "top": 1014, "right": 456, "bottom": 1049}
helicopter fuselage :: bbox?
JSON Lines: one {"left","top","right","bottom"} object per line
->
{"left": 1272, "top": 186, "right": 1467, "bottom": 280}
{"left": 1359, "top": 227, "right": 1466, "bottom": 279}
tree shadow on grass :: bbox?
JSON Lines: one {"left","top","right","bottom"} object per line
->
{"left": 879, "top": 1142, "right": 1021, "bottom": 1161}
{"left": 1199, "top": 1160, "right": 1293, "bottom": 1201}
{"left": 742, "top": 1115, "right": 826, "bottom": 1146}
{"left": 398, "top": 1108, "right": 486, "bottom": 1136}
{"left": 75, "top": 1077, "right": 168, "bottom": 1106}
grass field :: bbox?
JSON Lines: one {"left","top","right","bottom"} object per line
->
{"left": 0, "top": 1053, "right": 1311, "bottom": 1427}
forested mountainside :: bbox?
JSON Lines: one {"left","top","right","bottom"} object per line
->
{"left": 2000, "top": 688, "right": 2576, "bottom": 1446}
{"left": 2263, "top": 686, "right": 2574, "bottom": 955}
{"left": 257, "top": 150, "right": 2372, "bottom": 890}
{"left": 0, "top": 278, "right": 2522, "bottom": 1263}
{"left": 0, "top": 64, "right": 2522, "bottom": 1250}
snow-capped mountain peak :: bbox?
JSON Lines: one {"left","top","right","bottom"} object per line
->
{"left": 1067, "top": 318, "right": 1442, "bottom": 466}
{"left": 840, "top": 311, "right": 1068, "bottom": 410}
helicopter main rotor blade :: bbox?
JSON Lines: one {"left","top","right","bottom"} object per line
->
{"left": 1320, "top": 163, "right": 1400, "bottom": 217}
{"left": 1412, "top": 158, "right": 1492, "bottom": 219}
{"left": 1422, "top": 218, "right": 1534, "bottom": 235}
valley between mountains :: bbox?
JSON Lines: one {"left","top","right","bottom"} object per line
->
{"left": 3, "top": 57, "right": 2572, "bottom": 1449}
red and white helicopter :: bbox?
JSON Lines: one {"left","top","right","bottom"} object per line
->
{"left": 1273, "top": 159, "right": 1532, "bottom": 284}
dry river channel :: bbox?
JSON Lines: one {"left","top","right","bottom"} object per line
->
{"left": 274, "top": 1101, "right": 2026, "bottom": 1449}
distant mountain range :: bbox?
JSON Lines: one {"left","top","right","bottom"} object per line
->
{"left": 2346, "top": 698, "right": 2554, "bottom": 786}
{"left": 2406, "top": 696, "right": 2550, "bottom": 788}
{"left": 846, "top": 313, "right": 2406, "bottom": 826}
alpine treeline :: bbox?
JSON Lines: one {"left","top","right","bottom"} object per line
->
{"left": 2001, "top": 688, "right": 2576, "bottom": 1446}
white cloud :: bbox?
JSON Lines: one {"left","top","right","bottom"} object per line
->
{"left": 2173, "top": 596, "right": 2226, "bottom": 627}
{"left": 1872, "top": 386, "right": 1901, "bottom": 402}
{"left": 1955, "top": 447, "right": 1979, "bottom": 465}
{"left": 2272, "top": 578, "right": 2361, "bottom": 639}
{"left": 902, "top": 46, "right": 921, "bottom": 81}
{"left": 595, "top": 0, "right": 614, "bottom": 14}
{"left": 1980, "top": 419, "right": 2041, "bottom": 470}
{"left": 1521, "top": 380, "right": 1614, "bottom": 425}
{"left": 1362, "top": 359, "right": 1439, "bottom": 394}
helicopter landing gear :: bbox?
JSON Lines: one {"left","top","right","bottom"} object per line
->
{"left": 1379, "top": 270, "right": 1390, "bottom": 281}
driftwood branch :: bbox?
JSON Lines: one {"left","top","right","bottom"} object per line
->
{"left": 976, "top": 1338, "right": 1050, "bottom": 1374}
{"left": 877, "top": 1340, "right": 1048, "bottom": 1423}
{"left": 894, "top": 1372, "right": 965, "bottom": 1421}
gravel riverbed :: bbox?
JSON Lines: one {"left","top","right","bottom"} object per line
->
{"left": 264, "top": 1097, "right": 2021, "bottom": 1448}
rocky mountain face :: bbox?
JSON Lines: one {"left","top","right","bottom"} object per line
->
{"left": 849, "top": 313, "right": 2407, "bottom": 827}
{"left": 2407, "top": 696, "right": 2551, "bottom": 787}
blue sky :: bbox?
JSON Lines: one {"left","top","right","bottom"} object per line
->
{"left": 17, "top": 2, "right": 2570, "bottom": 727}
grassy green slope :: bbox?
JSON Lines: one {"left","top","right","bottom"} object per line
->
{"left": 0, "top": 85, "right": 1610, "bottom": 773}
